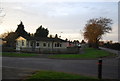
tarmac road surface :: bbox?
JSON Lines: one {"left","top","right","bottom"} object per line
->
{"left": 2, "top": 57, "right": 119, "bottom": 79}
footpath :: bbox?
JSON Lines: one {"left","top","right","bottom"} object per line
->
{"left": 99, "top": 47, "right": 120, "bottom": 58}
{"left": 2, "top": 67, "right": 36, "bottom": 81}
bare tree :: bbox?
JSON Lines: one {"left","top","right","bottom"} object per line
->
{"left": 0, "top": 31, "right": 12, "bottom": 38}
{"left": 0, "top": 8, "right": 6, "bottom": 24}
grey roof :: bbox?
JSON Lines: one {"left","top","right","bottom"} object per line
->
{"left": 21, "top": 36, "right": 67, "bottom": 42}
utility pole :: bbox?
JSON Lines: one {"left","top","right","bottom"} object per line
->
{"left": 98, "top": 58, "right": 102, "bottom": 79}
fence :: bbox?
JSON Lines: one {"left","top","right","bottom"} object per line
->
{"left": 18, "top": 47, "right": 80, "bottom": 54}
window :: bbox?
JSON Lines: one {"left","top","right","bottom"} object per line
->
{"left": 22, "top": 40, "right": 24, "bottom": 46}
{"left": 30, "top": 42, "right": 33, "bottom": 46}
{"left": 60, "top": 44, "right": 62, "bottom": 47}
{"left": 57, "top": 43, "right": 59, "bottom": 47}
{"left": 55, "top": 43, "right": 62, "bottom": 47}
{"left": 55, "top": 43, "right": 57, "bottom": 47}
{"left": 36, "top": 42, "right": 39, "bottom": 46}
{"left": 43, "top": 43, "right": 46, "bottom": 47}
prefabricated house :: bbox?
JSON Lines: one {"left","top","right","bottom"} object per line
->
{"left": 16, "top": 36, "right": 71, "bottom": 54}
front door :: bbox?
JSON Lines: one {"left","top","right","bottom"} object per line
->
{"left": 31, "top": 41, "right": 36, "bottom": 51}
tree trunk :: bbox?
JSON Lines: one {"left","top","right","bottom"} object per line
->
{"left": 88, "top": 40, "right": 99, "bottom": 49}
{"left": 94, "top": 41, "right": 99, "bottom": 49}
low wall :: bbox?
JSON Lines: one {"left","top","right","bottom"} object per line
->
{"left": 19, "top": 47, "right": 80, "bottom": 54}
{"left": 2, "top": 47, "right": 16, "bottom": 52}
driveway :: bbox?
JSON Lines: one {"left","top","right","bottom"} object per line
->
{"left": 2, "top": 57, "right": 119, "bottom": 79}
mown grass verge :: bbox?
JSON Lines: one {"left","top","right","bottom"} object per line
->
{"left": 1, "top": 48, "right": 116, "bottom": 59}
{"left": 1, "top": 52, "right": 38, "bottom": 57}
{"left": 23, "top": 70, "right": 97, "bottom": 81}
{"left": 48, "top": 48, "right": 115, "bottom": 59}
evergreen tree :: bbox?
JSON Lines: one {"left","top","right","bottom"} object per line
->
{"left": 65, "top": 38, "right": 68, "bottom": 41}
{"left": 55, "top": 34, "right": 58, "bottom": 38}
{"left": 4, "top": 32, "right": 18, "bottom": 47}
{"left": 15, "top": 21, "right": 29, "bottom": 36}
{"left": 49, "top": 34, "right": 53, "bottom": 38}
{"left": 34, "top": 25, "right": 49, "bottom": 37}
{"left": 81, "top": 40, "right": 86, "bottom": 44}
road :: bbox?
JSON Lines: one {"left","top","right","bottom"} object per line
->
{"left": 2, "top": 57, "right": 119, "bottom": 79}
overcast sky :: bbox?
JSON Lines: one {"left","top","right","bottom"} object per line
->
{"left": 0, "top": 0, "right": 119, "bottom": 42}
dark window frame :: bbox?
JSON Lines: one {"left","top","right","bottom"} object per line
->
{"left": 36, "top": 42, "right": 40, "bottom": 47}
{"left": 54, "top": 42, "right": 62, "bottom": 47}
{"left": 55, "top": 43, "right": 57, "bottom": 47}
{"left": 30, "top": 42, "right": 33, "bottom": 46}
{"left": 22, "top": 40, "right": 24, "bottom": 46}
{"left": 60, "top": 44, "right": 62, "bottom": 47}
{"left": 43, "top": 43, "right": 46, "bottom": 47}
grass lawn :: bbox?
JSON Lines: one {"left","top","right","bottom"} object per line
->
{"left": 1, "top": 48, "right": 116, "bottom": 59}
{"left": 24, "top": 70, "right": 96, "bottom": 81}
{"left": 48, "top": 48, "right": 115, "bottom": 59}
{"left": 1, "top": 52, "right": 38, "bottom": 57}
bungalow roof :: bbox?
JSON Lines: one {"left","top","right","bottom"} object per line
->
{"left": 20, "top": 36, "right": 67, "bottom": 42}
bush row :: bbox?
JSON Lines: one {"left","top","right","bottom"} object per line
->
{"left": 100, "top": 43, "right": 120, "bottom": 51}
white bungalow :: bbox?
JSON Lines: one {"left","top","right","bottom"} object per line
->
{"left": 16, "top": 36, "right": 69, "bottom": 53}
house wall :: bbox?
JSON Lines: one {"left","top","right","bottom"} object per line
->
{"left": 16, "top": 36, "right": 68, "bottom": 51}
{"left": 15, "top": 36, "right": 80, "bottom": 54}
{"left": 27, "top": 41, "right": 68, "bottom": 49}
{"left": 16, "top": 36, "right": 27, "bottom": 50}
